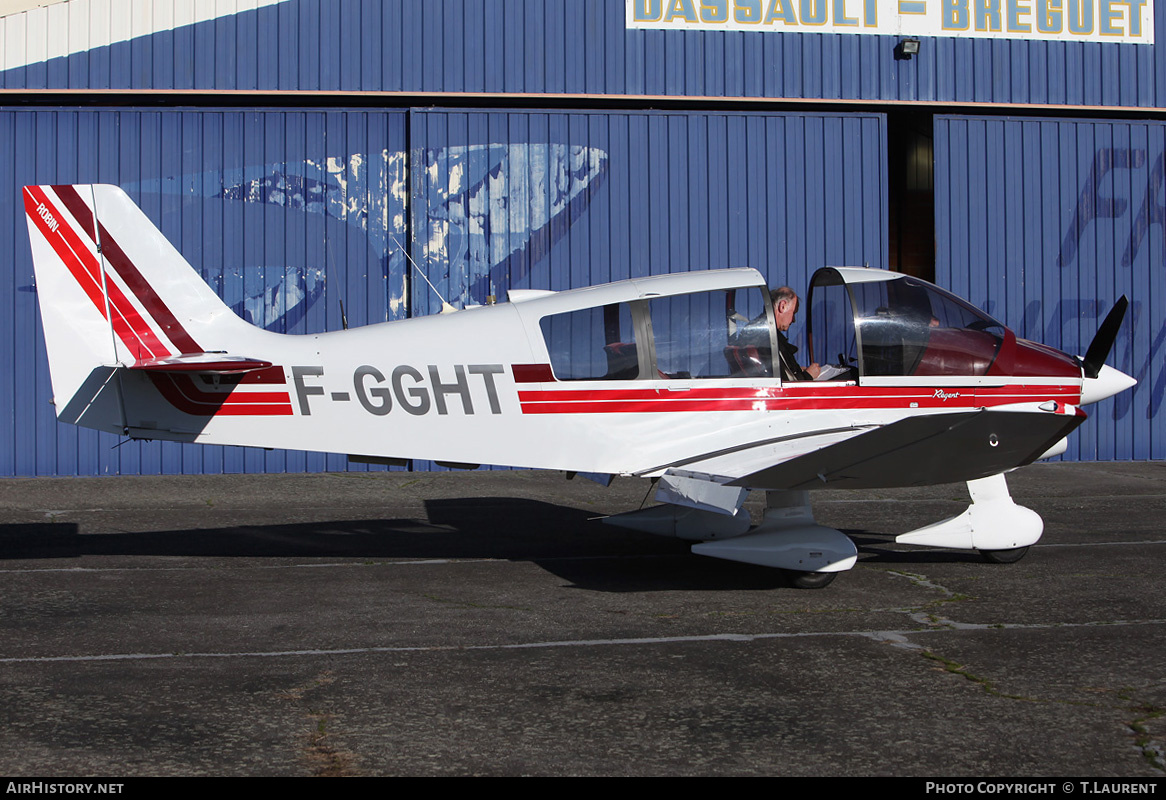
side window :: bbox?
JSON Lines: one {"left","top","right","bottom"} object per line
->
{"left": 810, "top": 282, "right": 858, "bottom": 373}
{"left": 650, "top": 287, "right": 773, "bottom": 379}
{"left": 539, "top": 303, "right": 639, "bottom": 381}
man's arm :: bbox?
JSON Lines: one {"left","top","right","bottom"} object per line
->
{"left": 777, "top": 334, "right": 817, "bottom": 381}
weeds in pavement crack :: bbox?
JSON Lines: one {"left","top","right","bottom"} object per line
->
{"left": 922, "top": 650, "right": 1034, "bottom": 701}
{"left": 1120, "top": 689, "right": 1165, "bottom": 773}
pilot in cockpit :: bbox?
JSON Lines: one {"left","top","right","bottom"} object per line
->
{"left": 730, "top": 285, "right": 821, "bottom": 381}
{"left": 770, "top": 287, "right": 821, "bottom": 381}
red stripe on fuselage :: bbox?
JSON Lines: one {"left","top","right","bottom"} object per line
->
{"left": 512, "top": 364, "right": 556, "bottom": 383}
{"left": 165, "top": 374, "right": 290, "bottom": 405}
{"left": 142, "top": 365, "right": 288, "bottom": 417}
{"left": 147, "top": 373, "right": 293, "bottom": 417}
{"left": 517, "top": 383, "right": 1081, "bottom": 414}
{"left": 239, "top": 366, "right": 287, "bottom": 384}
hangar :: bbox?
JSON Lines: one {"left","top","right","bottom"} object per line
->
{"left": 0, "top": 0, "right": 1160, "bottom": 476}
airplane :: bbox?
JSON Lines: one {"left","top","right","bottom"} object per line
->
{"left": 23, "top": 184, "right": 1137, "bottom": 588}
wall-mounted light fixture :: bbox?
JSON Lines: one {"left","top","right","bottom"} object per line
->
{"left": 895, "top": 38, "right": 921, "bottom": 60}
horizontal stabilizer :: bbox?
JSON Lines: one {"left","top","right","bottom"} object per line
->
{"left": 730, "top": 409, "right": 1086, "bottom": 491}
{"left": 129, "top": 353, "right": 274, "bottom": 374}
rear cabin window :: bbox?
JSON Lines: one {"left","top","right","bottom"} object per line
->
{"left": 539, "top": 286, "right": 774, "bottom": 381}
{"left": 539, "top": 303, "right": 639, "bottom": 381}
{"left": 651, "top": 287, "right": 773, "bottom": 379}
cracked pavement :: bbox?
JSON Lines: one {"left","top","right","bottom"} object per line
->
{"left": 0, "top": 463, "right": 1162, "bottom": 776}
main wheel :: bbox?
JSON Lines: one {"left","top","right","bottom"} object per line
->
{"left": 786, "top": 570, "right": 837, "bottom": 589}
{"left": 978, "top": 546, "right": 1030, "bottom": 564}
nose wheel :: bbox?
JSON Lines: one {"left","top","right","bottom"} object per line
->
{"left": 897, "top": 474, "right": 1043, "bottom": 557}
{"left": 978, "top": 546, "right": 1030, "bottom": 564}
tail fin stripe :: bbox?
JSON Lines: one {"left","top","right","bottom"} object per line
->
{"left": 107, "top": 295, "right": 167, "bottom": 361}
{"left": 26, "top": 186, "right": 171, "bottom": 360}
{"left": 53, "top": 185, "right": 203, "bottom": 355}
{"left": 24, "top": 187, "right": 109, "bottom": 316}
{"left": 44, "top": 189, "right": 174, "bottom": 359}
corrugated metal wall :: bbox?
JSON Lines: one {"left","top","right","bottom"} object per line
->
{"left": 0, "top": 0, "right": 1162, "bottom": 108}
{"left": 410, "top": 110, "right": 887, "bottom": 316}
{"left": 1, "top": 106, "right": 886, "bottom": 476}
{"left": 934, "top": 115, "right": 1164, "bottom": 461}
{"left": 0, "top": 107, "right": 408, "bottom": 475}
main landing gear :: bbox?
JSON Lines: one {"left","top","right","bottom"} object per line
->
{"left": 604, "top": 487, "right": 858, "bottom": 588}
{"left": 604, "top": 472, "right": 1041, "bottom": 588}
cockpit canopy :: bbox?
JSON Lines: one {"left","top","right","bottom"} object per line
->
{"left": 530, "top": 266, "right": 1077, "bottom": 385}
{"left": 808, "top": 267, "right": 1010, "bottom": 379}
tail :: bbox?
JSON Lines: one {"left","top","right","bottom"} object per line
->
{"left": 24, "top": 184, "right": 283, "bottom": 435}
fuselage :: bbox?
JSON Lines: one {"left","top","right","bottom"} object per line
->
{"left": 113, "top": 267, "right": 1123, "bottom": 485}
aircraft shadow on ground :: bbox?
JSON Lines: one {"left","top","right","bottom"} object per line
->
{"left": 0, "top": 497, "right": 988, "bottom": 591}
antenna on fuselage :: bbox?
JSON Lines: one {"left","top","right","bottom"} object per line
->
{"left": 388, "top": 231, "right": 457, "bottom": 314}
{"left": 324, "top": 227, "right": 349, "bottom": 331}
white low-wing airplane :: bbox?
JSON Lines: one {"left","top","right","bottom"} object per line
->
{"left": 24, "top": 184, "right": 1136, "bottom": 587}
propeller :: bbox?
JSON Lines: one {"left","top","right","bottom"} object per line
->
{"left": 1081, "top": 295, "right": 1128, "bottom": 379}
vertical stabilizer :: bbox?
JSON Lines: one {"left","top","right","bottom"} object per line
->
{"left": 23, "top": 184, "right": 264, "bottom": 428}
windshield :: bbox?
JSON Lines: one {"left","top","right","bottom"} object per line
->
{"left": 810, "top": 270, "right": 1007, "bottom": 378}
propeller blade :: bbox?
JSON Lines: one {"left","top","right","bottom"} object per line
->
{"left": 1081, "top": 296, "right": 1129, "bottom": 379}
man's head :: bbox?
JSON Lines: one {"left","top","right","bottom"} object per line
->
{"left": 770, "top": 286, "right": 799, "bottom": 332}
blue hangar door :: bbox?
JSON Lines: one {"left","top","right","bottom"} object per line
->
{"left": 407, "top": 110, "right": 888, "bottom": 315}
{"left": 0, "top": 108, "right": 409, "bottom": 477}
{"left": 934, "top": 115, "right": 1164, "bottom": 461}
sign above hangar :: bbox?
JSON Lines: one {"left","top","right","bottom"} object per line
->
{"left": 627, "top": 0, "right": 1154, "bottom": 45}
